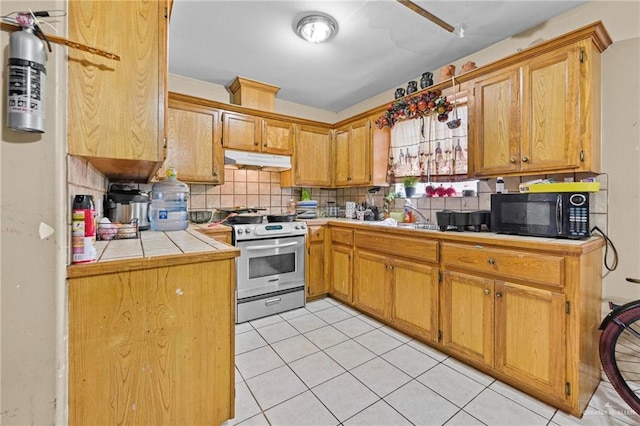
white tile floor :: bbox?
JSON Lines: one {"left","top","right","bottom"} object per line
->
{"left": 225, "top": 297, "right": 639, "bottom": 426}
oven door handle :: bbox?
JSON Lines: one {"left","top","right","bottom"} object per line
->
{"left": 245, "top": 241, "right": 300, "bottom": 251}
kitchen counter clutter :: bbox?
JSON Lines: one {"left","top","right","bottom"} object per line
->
{"left": 66, "top": 226, "right": 238, "bottom": 425}
{"left": 302, "top": 218, "right": 605, "bottom": 418}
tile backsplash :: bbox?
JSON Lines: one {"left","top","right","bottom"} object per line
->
{"left": 66, "top": 155, "right": 608, "bottom": 234}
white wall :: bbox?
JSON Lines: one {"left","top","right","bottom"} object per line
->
{"left": 1, "top": 1, "right": 67, "bottom": 424}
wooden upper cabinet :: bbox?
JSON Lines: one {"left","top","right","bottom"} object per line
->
{"left": 262, "top": 118, "right": 294, "bottom": 155}
{"left": 334, "top": 118, "right": 371, "bottom": 187}
{"left": 222, "top": 112, "right": 293, "bottom": 155}
{"left": 469, "top": 34, "right": 607, "bottom": 177}
{"left": 470, "top": 67, "right": 521, "bottom": 176}
{"left": 520, "top": 46, "right": 581, "bottom": 173}
{"left": 68, "top": 0, "right": 167, "bottom": 181}
{"left": 160, "top": 95, "right": 223, "bottom": 184}
{"left": 283, "top": 124, "right": 332, "bottom": 187}
{"left": 222, "top": 112, "right": 261, "bottom": 151}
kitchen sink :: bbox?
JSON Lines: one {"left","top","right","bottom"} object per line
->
{"left": 396, "top": 222, "right": 439, "bottom": 230}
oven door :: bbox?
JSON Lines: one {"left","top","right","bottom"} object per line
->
{"left": 236, "top": 235, "right": 305, "bottom": 301}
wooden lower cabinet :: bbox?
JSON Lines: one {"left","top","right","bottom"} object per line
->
{"left": 68, "top": 260, "right": 234, "bottom": 425}
{"left": 326, "top": 224, "right": 603, "bottom": 417}
{"left": 353, "top": 249, "right": 390, "bottom": 318}
{"left": 329, "top": 228, "right": 353, "bottom": 303}
{"left": 441, "top": 271, "right": 495, "bottom": 366}
{"left": 306, "top": 225, "right": 327, "bottom": 299}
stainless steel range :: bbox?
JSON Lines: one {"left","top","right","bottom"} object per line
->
{"left": 233, "top": 222, "right": 307, "bottom": 323}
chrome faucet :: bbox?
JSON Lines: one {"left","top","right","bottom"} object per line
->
{"left": 403, "top": 199, "right": 430, "bottom": 223}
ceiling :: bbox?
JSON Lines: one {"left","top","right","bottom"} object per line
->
{"left": 168, "top": 0, "right": 586, "bottom": 112}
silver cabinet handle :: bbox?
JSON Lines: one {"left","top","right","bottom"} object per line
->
{"left": 246, "top": 241, "right": 299, "bottom": 251}
{"left": 484, "top": 289, "right": 490, "bottom": 295}
{"left": 265, "top": 297, "right": 282, "bottom": 306}
{"left": 487, "top": 258, "right": 496, "bottom": 265}
{"left": 522, "top": 156, "right": 529, "bottom": 162}
{"left": 496, "top": 292, "right": 503, "bottom": 298}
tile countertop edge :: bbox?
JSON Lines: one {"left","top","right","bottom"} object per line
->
{"left": 67, "top": 227, "right": 239, "bottom": 279}
{"left": 299, "top": 218, "right": 606, "bottom": 255}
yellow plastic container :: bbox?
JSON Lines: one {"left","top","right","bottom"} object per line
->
{"left": 390, "top": 211, "right": 405, "bottom": 222}
{"left": 518, "top": 182, "right": 600, "bottom": 193}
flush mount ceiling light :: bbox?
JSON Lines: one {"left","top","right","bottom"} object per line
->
{"left": 295, "top": 13, "right": 338, "bottom": 43}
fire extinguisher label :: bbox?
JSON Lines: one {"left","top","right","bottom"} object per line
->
{"left": 7, "top": 58, "right": 46, "bottom": 117}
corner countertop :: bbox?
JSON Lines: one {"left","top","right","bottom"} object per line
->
{"left": 299, "top": 218, "right": 605, "bottom": 255}
{"left": 67, "top": 226, "right": 239, "bottom": 278}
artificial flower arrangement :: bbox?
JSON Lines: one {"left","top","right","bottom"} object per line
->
{"left": 375, "top": 89, "right": 453, "bottom": 129}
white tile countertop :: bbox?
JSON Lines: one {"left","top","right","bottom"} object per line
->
{"left": 67, "top": 226, "right": 239, "bottom": 278}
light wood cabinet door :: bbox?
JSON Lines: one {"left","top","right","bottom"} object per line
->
{"left": 471, "top": 67, "right": 521, "bottom": 177}
{"left": 290, "top": 125, "right": 333, "bottom": 187}
{"left": 306, "top": 226, "right": 327, "bottom": 299}
{"left": 68, "top": 0, "right": 167, "bottom": 181}
{"left": 334, "top": 119, "right": 371, "bottom": 187}
{"left": 262, "top": 118, "right": 294, "bottom": 155}
{"left": 353, "top": 249, "right": 390, "bottom": 319}
{"left": 348, "top": 119, "right": 372, "bottom": 185}
{"left": 222, "top": 112, "right": 260, "bottom": 151}
{"left": 330, "top": 244, "right": 352, "bottom": 304}
{"left": 495, "top": 281, "right": 567, "bottom": 402}
{"left": 162, "top": 99, "right": 223, "bottom": 184}
{"left": 391, "top": 258, "right": 439, "bottom": 343}
{"left": 334, "top": 128, "right": 350, "bottom": 186}
{"left": 442, "top": 271, "right": 494, "bottom": 367}
{"left": 68, "top": 260, "right": 234, "bottom": 425}
{"left": 520, "top": 46, "right": 581, "bottom": 172}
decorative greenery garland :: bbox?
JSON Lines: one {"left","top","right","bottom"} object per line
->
{"left": 375, "top": 89, "right": 453, "bottom": 129}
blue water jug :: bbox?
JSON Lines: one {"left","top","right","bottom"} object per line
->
{"left": 149, "top": 168, "right": 189, "bottom": 231}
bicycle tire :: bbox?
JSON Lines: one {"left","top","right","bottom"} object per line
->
{"left": 599, "top": 305, "right": 640, "bottom": 415}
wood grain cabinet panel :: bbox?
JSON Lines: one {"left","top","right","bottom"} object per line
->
{"left": 284, "top": 125, "right": 333, "bottom": 187}
{"left": 353, "top": 249, "right": 390, "bottom": 318}
{"left": 495, "top": 281, "right": 567, "bottom": 403}
{"left": 334, "top": 118, "right": 371, "bottom": 186}
{"left": 306, "top": 225, "right": 327, "bottom": 299}
{"left": 68, "top": 0, "right": 167, "bottom": 181}
{"left": 68, "top": 260, "right": 234, "bottom": 425}
{"left": 222, "top": 112, "right": 294, "bottom": 155}
{"left": 160, "top": 96, "right": 223, "bottom": 183}
{"left": 329, "top": 228, "right": 353, "bottom": 304}
{"left": 441, "top": 271, "right": 495, "bottom": 367}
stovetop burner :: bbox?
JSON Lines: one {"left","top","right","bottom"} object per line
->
{"left": 232, "top": 222, "right": 307, "bottom": 242}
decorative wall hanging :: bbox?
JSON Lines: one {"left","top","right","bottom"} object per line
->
{"left": 375, "top": 89, "right": 452, "bottom": 129}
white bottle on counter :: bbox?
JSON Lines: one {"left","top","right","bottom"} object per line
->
{"left": 149, "top": 167, "right": 189, "bottom": 231}
{"left": 496, "top": 177, "right": 505, "bottom": 194}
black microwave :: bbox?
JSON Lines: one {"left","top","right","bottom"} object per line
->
{"left": 491, "top": 192, "right": 590, "bottom": 239}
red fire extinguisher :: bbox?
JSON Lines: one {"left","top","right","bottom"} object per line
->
{"left": 5, "top": 12, "right": 50, "bottom": 133}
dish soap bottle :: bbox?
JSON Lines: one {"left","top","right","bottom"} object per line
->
{"left": 149, "top": 167, "right": 189, "bottom": 231}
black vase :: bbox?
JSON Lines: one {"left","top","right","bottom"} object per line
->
{"left": 394, "top": 88, "right": 405, "bottom": 99}
{"left": 407, "top": 81, "right": 418, "bottom": 94}
{"left": 420, "top": 72, "right": 433, "bottom": 89}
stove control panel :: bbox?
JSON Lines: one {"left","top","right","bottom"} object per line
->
{"left": 233, "top": 222, "right": 307, "bottom": 241}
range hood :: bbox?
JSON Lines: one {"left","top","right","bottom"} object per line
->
{"left": 224, "top": 149, "right": 291, "bottom": 171}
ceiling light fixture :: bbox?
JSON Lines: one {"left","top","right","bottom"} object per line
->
{"left": 295, "top": 13, "right": 338, "bottom": 43}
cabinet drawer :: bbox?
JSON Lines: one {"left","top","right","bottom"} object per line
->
{"left": 330, "top": 228, "right": 353, "bottom": 245}
{"left": 355, "top": 231, "right": 438, "bottom": 263}
{"left": 442, "top": 243, "right": 564, "bottom": 288}
{"left": 308, "top": 226, "right": 325, "bottom": 242}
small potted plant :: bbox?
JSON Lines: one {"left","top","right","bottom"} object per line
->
{"left": 402, "top": 176, "right": 419, "bottom": 198}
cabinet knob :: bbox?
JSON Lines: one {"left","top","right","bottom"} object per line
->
{"left": 522, "top": 156, "right": 529, "bottom": 163}
{"left": 496, "top": 292, "right": 503, "bottom": 298}
{"left": 389, "top": 265, "right": 394, "bottom": 270}
{"left": 487, "top": 258, "right": 496, "bottom": 265}
{"left": 263, "top": 143, "right": 267, "bottom": 147}
{"left": 484, "top": 289, "right": 490, "bottom": 295}
{"left": 509, "top": 157, "right": 516, "bottom": 164}
{"left": 254, "top": 141, "right": 259, "bottom": 146}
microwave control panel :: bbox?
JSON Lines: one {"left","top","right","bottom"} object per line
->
{"left": 568, "top": 194, "right": 589, "bottom": 237}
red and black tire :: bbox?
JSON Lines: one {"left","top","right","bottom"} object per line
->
{"left": 599, "top": 305, "right": 640, "bottom": 415}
